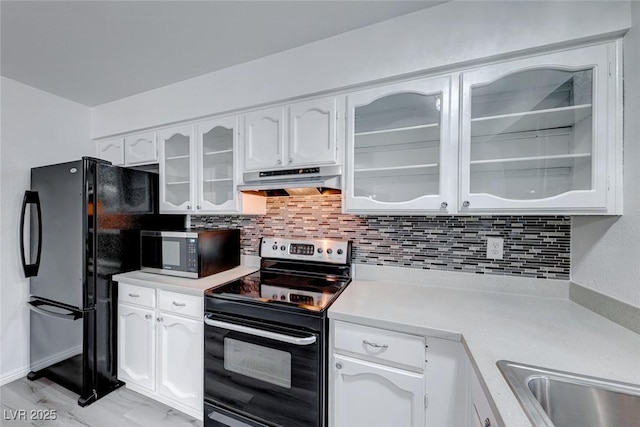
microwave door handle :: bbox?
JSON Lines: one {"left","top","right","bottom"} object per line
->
{"left": 20, "top": 191, "right": 42, "bottom": 277}
{"left": 27, "top": 301, "right": 81, "bottom": 321}
{"left": 204, "top": 316, "right": 317, "bottom": 346}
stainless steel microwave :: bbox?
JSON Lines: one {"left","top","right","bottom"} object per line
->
{"left": 140, "top": 229, "right": 240, "bottom": 278}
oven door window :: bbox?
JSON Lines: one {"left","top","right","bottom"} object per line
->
{"left": 204, "top": 315, "right": 320, "bottom": 427}
{"left": 224, "top": 338, "right": 291, "bottom": 388}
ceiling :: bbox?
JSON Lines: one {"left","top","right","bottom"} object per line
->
{"left": 1, "top": 1, "right": 447, "bottom": 107}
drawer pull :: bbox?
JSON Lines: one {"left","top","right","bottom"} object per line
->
{"left": 363, "top": 339, "right": 388, "bottom": 349}
{"left": 484, "top": 418, "right": 491, "bottom": 427}
{"left": 128, "top": 293, "right": 140, "bottom": 298}
{"left": 172, "top": 301, "right": 186, "bottom": 307}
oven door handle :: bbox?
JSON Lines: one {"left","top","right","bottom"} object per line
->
{"left": 204, "top": 315, "right": 317, "bottom": 346}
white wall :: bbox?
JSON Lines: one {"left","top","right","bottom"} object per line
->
{"left": 91, "top": 0, "right": 631, "bottom": 138}
{"left": 571, "top": 2, "right": 640, "bottom": 309}
{"left": 0, "top": 77, "right": 93, "bottom": 384}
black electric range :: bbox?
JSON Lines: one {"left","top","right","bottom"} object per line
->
{"left": 203, "top": 237, "right": 352, "bottom": 427}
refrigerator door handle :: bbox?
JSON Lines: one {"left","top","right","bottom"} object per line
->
{"left": 20, "top": 190, "right": 42, "bottom": 277}
{"left": 27, "top": 300, "right": 82, "bottom": 321}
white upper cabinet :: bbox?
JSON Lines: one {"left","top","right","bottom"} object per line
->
{"left": 159, "top": 125, "right": 195, "bottom": 212}
{"left": 158, "top": 119, "right": 266, "bottom": 215}
{"left": 459, "top": 42, "right": 621, "bottom": 214}
{"left": 195, "top": 116, "right": 265, "bottom": 214}
{"left": 97, "top": 138, "right": 125, "bottom": 166}
{"left": 243, "top": 96, "right": 341, "bottom": 172}
{"left": 244, "top": 106, "right": 286, "bottom": 171}
{"left": 344, "top": 76, "right": 455, "bottom": 214}
{"left": 96, "top": 131, "right": 158, "bottom": 166}
{"left": 196, "top": 117, "right": 238, "bottom": 212}
{"left": 124, "top": 131, "right": 158, "bottom": 165}
{"left": 289, "top": 97, "right": 338, "bottom": 166}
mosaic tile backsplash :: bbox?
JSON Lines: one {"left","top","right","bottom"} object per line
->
{"left": 191, "top": 195, "right": 570, "bottom": 279}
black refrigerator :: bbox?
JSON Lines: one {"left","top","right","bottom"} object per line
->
{"left": 20, "top": 157, "right": 183, "bottom": 406}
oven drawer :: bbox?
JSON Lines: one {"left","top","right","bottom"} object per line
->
{"left": 118, "top": 282, "right": 156, "bottom": 308}
{"left": 333, "top": 320, "right": 425, "bottom": 370}
{"left": 158, "top": 290, "right": 202, "bottom": 319}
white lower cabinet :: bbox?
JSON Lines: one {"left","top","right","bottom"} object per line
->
{"left": 157, "top": 313, "right": 202, "bottom": 411}
{"left": 331, "top": 320, "right": 426, "bottom": 427}
{"left": 330, "top": 320, "right": 501, "bottom": 427}
{"left": 118, "top": 304, "right": 155, "bottom": 391}
{"left": 118, "top": 283, "right": 203, "bottom": 420}
{"left": 468, "top": 361, "right": 499, "bottom": 427}
{"left": 333, "top": 354, "right": 425, "bottom": 427}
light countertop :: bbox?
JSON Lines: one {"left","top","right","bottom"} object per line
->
{"left": 113, "top": 265, "right": 258, "bottom": 295}
{"left": 329, "top": 279, "right": 640, "bottom": 427}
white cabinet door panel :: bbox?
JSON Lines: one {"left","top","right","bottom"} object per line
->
{"left": 244, "top": 107, "right": 285, "bottom": 171}
{"left": 124, "top": 131, "right": 157, "bottom": 165}
{"left": 97, "top": 138, "right": 125, "bottom": 166}
{"left": 333, "top": 354, "right": 424, "bottom": 427}
{"left": 157, "top": 313, "right": 202, "bottom": 411}
{"left": 118, "top": 304, "right": 155, "bottom": 391}
{"left": 158, "top": 124, "right": 195, "bottom": 212}
{"left": 289, "top": 97, "right": 337, "bottom": 166}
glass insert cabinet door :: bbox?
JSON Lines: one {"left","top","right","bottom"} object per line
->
{"left": 459, "top": 44, "right": 612, "bottom": 212}
{"left": 344, "top": 76, "right": 453, "bottom": 213}
{"left": 159, "top": 124, "right": 194, "bottom": 212}
{"left": 196, "top": 117, "right": 237, "bottom": 213}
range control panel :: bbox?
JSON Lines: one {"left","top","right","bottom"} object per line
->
{"left": 260, "top": 237, "right": 351, "bottom": 265}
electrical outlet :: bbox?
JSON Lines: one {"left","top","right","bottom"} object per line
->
{"left": 486, "top": 237, "right": 504, "bottom": 260}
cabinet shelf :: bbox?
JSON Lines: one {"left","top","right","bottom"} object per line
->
{"left": 165, "top": 154, "right": 190, "bottom": 161}
{"left": 354, "top": 163, "right": 438, "bottom": 173}
{"left": 355, "top": 123, "right": 438, "bottom": 136}
{"left": 204, "top": 149, "right": 233, "bottom": 156}
{"left": 166, "top": 180, "right": 190, "bottom": 186}
{"left": 355, "top": 124, "right": 440, "bottom": 150}
{"left": 470, "top": 152, "right": 591, "bottom": 165}
{"left": 203, "top": 178, "right": 233, "bottom": 183}
{"left": 471, "top": 104, "right": 592, "bottom": 137}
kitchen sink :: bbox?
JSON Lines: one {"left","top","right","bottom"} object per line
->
{"left": 497, "top": 360, "right": 640, "bottom": 427}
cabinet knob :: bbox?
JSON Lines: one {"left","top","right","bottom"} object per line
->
{"left": 144, "top": 314, "right": 151, "bottom": 320}
{"left": 484, "top": 418, "right": 491, "bottom": 427}
{"left": 336, "top": 363, "right": 343, "bottom": 370}
{"left": 276, "top": 159, "right": 282, "bottom": 165}
{"left": 288, "top": 157, "right": 293, "bottom": 164}
{"left": 187, "top": 205, "right": 191, "bottom": 210}
{"left": 440, "top": 202, "right": 448, "bottom": 209}
{"left": 463, "top": 200, "right": 470, "bottom": 208}
{"left": 196, "top": 205, "right": 201, "bottom": 210}
{"left": 157, "top": 317, "right": 163, "bottom": 322}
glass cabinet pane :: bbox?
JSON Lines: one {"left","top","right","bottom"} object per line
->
{"left": 469, "top": 68, "right": 593, "bottom": 200}
{"left": 353, "top": 92, "right": 442, "bottom": 203}
{"left": 201, "top": 125, "right": 234, "bottom": 207}
{"left": 164, "top": 133, "right": 191, "bottom": 207}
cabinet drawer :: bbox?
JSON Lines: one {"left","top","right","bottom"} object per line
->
{"left": 119, "top": 283, "right": 156, "bottom": 308}
{"left": 158, "top": 290, "right": 202, "bottom": 319}
{"left": 333, "top": 321, "right": 425, "bottom": 370}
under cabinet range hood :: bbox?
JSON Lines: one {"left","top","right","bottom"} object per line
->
{"left": 238, "top": 165, "right": 341, "bottom": 196}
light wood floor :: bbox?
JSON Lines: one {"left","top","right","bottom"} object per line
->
{"left": 0, "top": 378, "right": 202, "bottom": 427}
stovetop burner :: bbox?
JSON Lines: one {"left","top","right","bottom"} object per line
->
{"left": 205, "top": 237, "right": 352, "bottom": 314}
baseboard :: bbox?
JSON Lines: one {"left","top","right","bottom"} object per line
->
{"left": 570, "top": 282, "right": 640, "bottom": 335}
{"left": 0, "top": 367, "right": 30, "bottom": 387}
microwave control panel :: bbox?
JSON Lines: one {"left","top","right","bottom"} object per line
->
{"left": 186, "top": 239, "right": 199, "bottom": 271}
